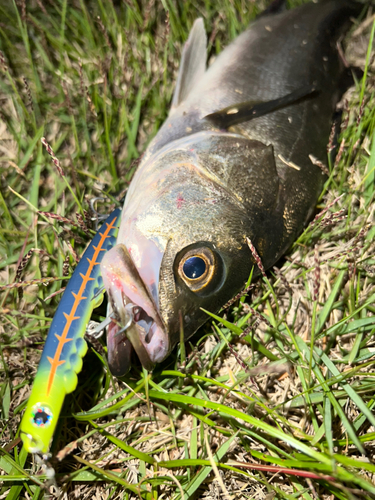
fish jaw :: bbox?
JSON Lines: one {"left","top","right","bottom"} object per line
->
{"left": 100, "top": 244, "right": 170, "bottom": 372}
{"left": 106, "top": 318, "right": 133, "bottom": 377}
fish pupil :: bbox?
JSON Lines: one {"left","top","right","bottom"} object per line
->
{"left": 183, "top": 256, "right": 206, "bottom": 279}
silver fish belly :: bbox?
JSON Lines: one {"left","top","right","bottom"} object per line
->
{"left": 101, "top": 0, "right": 361, "bottom": 375}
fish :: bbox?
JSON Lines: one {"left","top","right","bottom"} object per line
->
{"left": 101, "top": 0, "right": 362, "bottom": 376}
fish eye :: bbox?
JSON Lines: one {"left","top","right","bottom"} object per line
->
{"left": 177, "top": 246, "right": 217, "bottom": 293}
{"left": 183, "top": 256, "right": 206, "bottom": 280}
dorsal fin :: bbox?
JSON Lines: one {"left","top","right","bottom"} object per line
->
{"left": 171, "top": 19, "right": 207, "bottom": 110}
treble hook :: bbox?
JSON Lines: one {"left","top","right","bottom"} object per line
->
{"left": 89, "top": 197, "right": 112, "bottom": 230}
{"left": 86, "top": 302, "right": 136, "bottom": 340}
{"left": 115, "top": 302, "right": 135, "bottom": 336}
{"left": 86, "top": 314, "right": 114, "bottom": 339}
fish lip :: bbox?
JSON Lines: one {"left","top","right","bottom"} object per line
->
{"left": 125, "top": 323, "right": 155, "bottom": 371}
{"left": 108, "top": 287, "right": 166, "bottom": 371}
{"left": 106, "top": 313, "right": 134, "bottom": 377}
{"left": 101, "top": 244, "right": 170, "bottom": 371}
{"left": 109, "top": 289, "right": 169, "bottom": 370}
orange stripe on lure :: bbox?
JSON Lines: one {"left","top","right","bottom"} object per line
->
{"left": 20, "top": 208, "right": 121, "bottom": 454}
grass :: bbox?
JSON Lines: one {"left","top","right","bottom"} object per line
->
{"left": 1, "top": 0, "right": 375, "bottom": 498}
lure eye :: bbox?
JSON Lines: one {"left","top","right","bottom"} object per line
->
{"left": 30, "top": 404, "right": 53, "bottom": 428}
{"left": 178, "top": 247, "right": 217, "bottom": 292}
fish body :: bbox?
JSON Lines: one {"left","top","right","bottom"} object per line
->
{"left": 101, "top": 0, "right": 361, "bottom": 374}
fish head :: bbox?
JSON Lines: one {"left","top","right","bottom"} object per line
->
{"left": 101, "top": 131, "right": 281, "bottom": 374}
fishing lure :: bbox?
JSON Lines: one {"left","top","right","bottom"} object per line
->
{"left": 20, "top": 208, "right": 121, "bottom": 454}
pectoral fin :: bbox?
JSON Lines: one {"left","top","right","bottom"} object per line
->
{"left": 204, "top": 84, "right": 318, "bottom": 129}
{"left": 171, "top": 18, "right": 207, "bottom": 110}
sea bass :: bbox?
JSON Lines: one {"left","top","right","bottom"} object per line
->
{"left": 101, "top": 0, "right": 362, "bottom": 375}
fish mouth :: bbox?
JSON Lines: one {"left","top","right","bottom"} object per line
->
{"left": 101, "top": 244, "right": 169, "bottom": 374}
